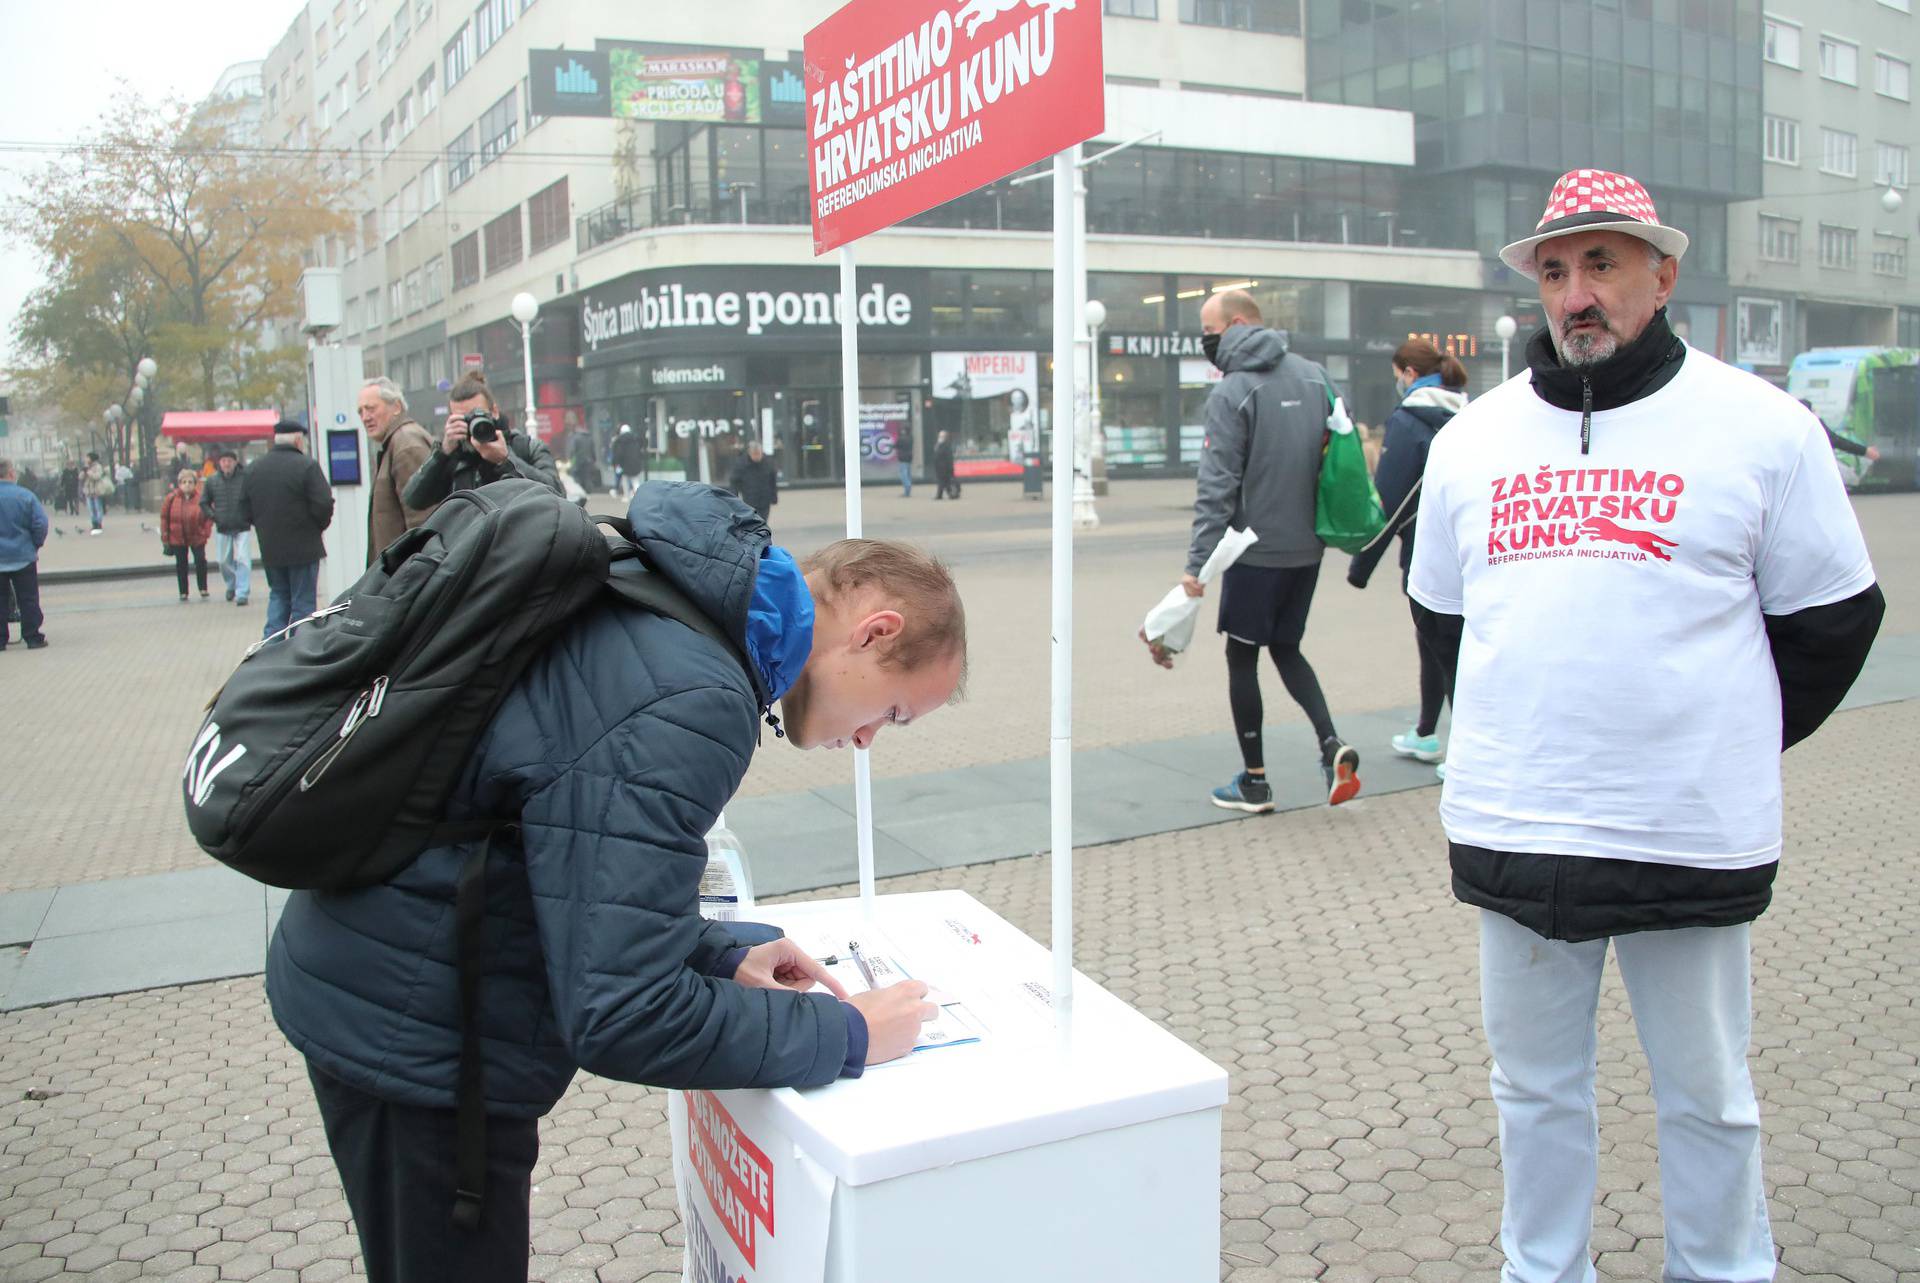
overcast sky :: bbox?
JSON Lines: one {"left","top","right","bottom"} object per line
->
{"left": 0, "top": 0, "right": 297, "bottom": 364}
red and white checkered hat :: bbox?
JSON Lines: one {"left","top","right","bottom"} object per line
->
{"left": 1499, "top": 169, "right": 1691, "bottom": 279}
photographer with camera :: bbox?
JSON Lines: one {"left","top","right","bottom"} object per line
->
{"left": 404, "top": 371, "right": 563, "bottom": 509}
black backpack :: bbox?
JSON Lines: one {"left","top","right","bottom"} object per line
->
{"left": 184, "top": 477, "right": 750, "bottom": 886}
{"left": 183, "top": 477, "right": 754, "bottom": 1229}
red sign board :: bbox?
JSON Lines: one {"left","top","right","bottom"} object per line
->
{"left": 460, "top": 352, "right": 485, "bottom": 371}
{"left": 803, "top": 0, "right": 1104, "bottom": 255}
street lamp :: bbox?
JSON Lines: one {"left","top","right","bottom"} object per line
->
{"left": 510, "top": 292, "right": 539, "bottom": 442}
{"left": 1494, "top": 314, "right": 1518, "bottom": 383}
{"left": 1882, "top": 187, "right": 1904, "bottom": 214}
{"left": 1078, "top": 298, "right": 1106, "bottom": 530}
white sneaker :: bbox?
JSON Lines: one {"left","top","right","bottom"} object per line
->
{"left": 1391, "top": 728, "right": 1445, "bottom": 763}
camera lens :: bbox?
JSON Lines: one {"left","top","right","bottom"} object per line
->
{"left": 468, "top": 413, "right": 500, "bottom": 443}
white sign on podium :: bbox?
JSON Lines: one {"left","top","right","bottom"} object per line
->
{"left": 669, "top": 890, "right": 1229, "bottom": 1282}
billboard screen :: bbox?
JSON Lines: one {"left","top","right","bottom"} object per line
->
{"left": 528, "top": 49, "right": 613, "bottom": 118}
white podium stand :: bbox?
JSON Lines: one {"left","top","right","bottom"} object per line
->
{"left": 668, "top": 889, "right": 1228, "bottom": 1282}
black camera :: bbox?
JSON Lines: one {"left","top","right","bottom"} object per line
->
{"left": 466, "top": 410, "right": 502, "bottom": 444}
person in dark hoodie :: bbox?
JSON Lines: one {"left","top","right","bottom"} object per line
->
{"left": 267, "top": 482, "right": 968, "bottom": 1282}
{"left": 726, "top": 438, "right": 779, "bottom": 522}
{"left": 1183, "top": 288, "right": 1361, "bottom": 813}
{"left": 1347, "top": 338, "right": 1469, "bottom": 774}
{"left": 1409, "top": 169, "right": 1884, "bottom": 1283}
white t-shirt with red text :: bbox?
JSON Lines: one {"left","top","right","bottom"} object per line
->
{"left": 1408, "top": 349, "right": 1875, "bottom": 869}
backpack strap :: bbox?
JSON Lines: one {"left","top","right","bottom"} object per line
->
{"left": 594, "top": 517, "right": 759, "bottom": 695}
{"left": 447, "top": 821, "right": 512, "bottom": 1232}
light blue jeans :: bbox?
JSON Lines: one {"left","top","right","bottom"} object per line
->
{"left": 898, "top": 461, "right": 912, "bottom": 495}
{"left": 87, "top": 495, "right": 105, "bottom": 529}
{"left": 1479, "top": 910, "right": 1774, "bottom": 1283}
{"left": 216, "top": 531, "right": 251, "bottom": 602}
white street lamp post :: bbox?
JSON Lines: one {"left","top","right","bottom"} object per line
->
{"left": 510, "top": 292, "right": 539, "bottom": 443}
{"left": 1079, "top": 298, "right": 1106, "bottom": 531}
{"left": 1494, "top": 314, "right": 1518, "bottom": 384}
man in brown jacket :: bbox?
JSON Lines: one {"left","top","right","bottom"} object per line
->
{"left": 358, "top": 377, "right": 437, "bottom": 561}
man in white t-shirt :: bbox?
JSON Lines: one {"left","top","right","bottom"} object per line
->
{"left": 1408, "top": 169, "right": 1884, "bottom": 1283}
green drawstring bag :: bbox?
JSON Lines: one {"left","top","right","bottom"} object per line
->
{"left": 1314, "top": 391, "right": 1386, "bottom": 553}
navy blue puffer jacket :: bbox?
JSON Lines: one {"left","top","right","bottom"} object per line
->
{"left": 266, "top": 484, "right": 849, "bottom": 1118}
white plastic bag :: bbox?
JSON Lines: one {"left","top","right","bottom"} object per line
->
{"left": 1140, "top": 526, "right": 1258, "bottom": 657}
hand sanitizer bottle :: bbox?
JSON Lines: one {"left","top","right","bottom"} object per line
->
{"left": 700, "top": 812, "right": 755, "bottom": 921}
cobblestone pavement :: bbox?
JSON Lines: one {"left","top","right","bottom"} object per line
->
{"left": 8, "top": 485, "right": 1917, "bottom": 893}
{"left": 2, "top": 697, "right": 1915, "bottom": 1281}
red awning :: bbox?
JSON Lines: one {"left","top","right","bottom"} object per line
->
{"left": 160, "top": 410, "right": 283, "bottom": 443}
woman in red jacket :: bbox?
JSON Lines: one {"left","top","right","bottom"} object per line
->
{"left": 161, "top": 468, "right": 215, "bottom": 602}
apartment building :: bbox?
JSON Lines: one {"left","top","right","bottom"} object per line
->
{"left": 1726, "top": 0, "right": 1920, "bottom": 376}
{"left": 255, "top": 0, "right": 1494, "bottom": 481}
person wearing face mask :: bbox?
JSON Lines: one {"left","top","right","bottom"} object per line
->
{"left": 1409, "top": 169, "right": 1884, "bottom": 1283}
{"left": 1347, "top": 339, "right": 1469, "bottom": 775}
{"left": 267, "top": 482, "right": 970, "bottom": 1282}
{"left": 1183, "top": 288, "right": 1361, "bottom": 813}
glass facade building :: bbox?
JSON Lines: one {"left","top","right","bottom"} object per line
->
{"left": 1305, "top": 0, "right": 1763, "bottom": 311}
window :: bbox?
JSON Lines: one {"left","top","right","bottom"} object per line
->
{"left": 452, "top": 232, "right": 481, "bottom": 290}
{"left": 447, "top": 124, "right": 476, "bottom": 189}
{"left": 1179, "top": 0, "right": 1299, "bottom": 34}
{"left": 1820, "top": 36, "right": 1859, "bottom": 85}
{"left": 268, "top": 83, "right": 279, "bottom": 114}
{"left": 424, "top": 254, "right": 446, "bottom": 305}
{"left": 1763, "top": 17, "right": 1801, "bottom": 67}
{"left": 336, "top": 76, "right": 349, "bottom": 113}
{"left": 357, "top": 53, "right": 372, "bottom": 95}
{"left": 315, "top": 22, "right": 330, "bottom": 61}
{"left": 1759, "top": 214, "right": 1800, "bottom": 262}
{"left": 420, "top": 159, "right": 442, "bottom": 210}
{"left": 1106, "top": 0, "right": 1158, "bottom": 14}
{"left": 400, "top": 177, "right": 420, "bottom": 227}
{"left": 445, "top": 23, "right": 474, "bottom": 87}
{"left": 1874, "top": 234, "right": 1908, "bottom": 276}
{"left": 317, "top": 92, "right": 331, "bottom": 130}
{"left": 358, "top": 131, "right": 375, "bottom": 176}
{"left": 1880, "top": 0, "right": 1911, "bottom": 12}
{"left": 1821, "top": 127, "right": 1858, "bottom": 176}
{"left": 360, "top": 209, "right": 379, "bottom": 249}
{"left": 395, "top": 1, "right": 411, "bottom": 44}
{"left": 1763, "top": 115, "right": 1799, "bottom": 165}
{"left": 1876, "top": 54, "right": 1911, "bottom": 100}
{"left": 478, "top": 88, "right": 518, "bottom": 164}
{"left": 483, "top": 206, "right": 523, "bottom": 275}
{"left": 405, "top": 269, "right": 424, "bottom": 314}
{"left": 1877, "top": 141, "right": 1911, "bottom": 189}
{"left": 528, "top": 177, "right": 570, "bottom": 253}
{"left": 475, "top": 0, "right": 515, "bottom": 55}
{"left": 345, "top": 296, "right": 362, "bottom": 336}
{"left": 429, "top": 344, "right": 449, "bottom": 385}
{"left": 381, "top": 111, "right": 396, "bottom": 153}
{"left": 418, "top": 66, "right": 438, "bottom": 117}
{"left": 382, "top": 195, "right": 400, "bottom": 242}
{"left": 389, "top": 281, "right": 404, "bottom": 323}
{"left": 1819, "top": 223, "right": 1858, "bottom": 269}
{"left": 364, "top": 288, "right": 381, "bottom": 328}
{"left": 398, "top": 90, "right": 415, "bottom": 135}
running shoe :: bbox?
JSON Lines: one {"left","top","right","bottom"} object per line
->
{"left": 1321, "top": 738, "right": 1362, "bottom": 806}
{"left": 1391, "top": 728, "right": 1444, "bottom": 763}
{"left": 1210, "top": 772, "right": 1275, "bottom": 814}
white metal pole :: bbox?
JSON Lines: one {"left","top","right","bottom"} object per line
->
{"left": 520, "top": 320, "right": 537, "bottom": 442}
{"left": 1050, "top": 149, "right": 1077, "bottom": 1032}
{"left": 1071, "top": 156, "right": 1098, "bottom": 529}
{"left": 840, "top": 246, "right": 877, "bottom": 918}
{"left": 1502, "top": 335, "right": 1510, "bottom": 384}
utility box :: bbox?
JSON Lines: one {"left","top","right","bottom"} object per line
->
{"left": 298, "top": 269, "right": 345, "bottom": 334}
{"left": 309, "top": 342, "right": 368, "bottom": 607}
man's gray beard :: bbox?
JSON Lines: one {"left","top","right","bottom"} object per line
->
{"left": 1551, "top": 325, "right": 1620, "bottom": 368}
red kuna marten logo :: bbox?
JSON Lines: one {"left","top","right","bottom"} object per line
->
{"left": 1578, "top": 515, "right": 1676, "bottom": 561}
